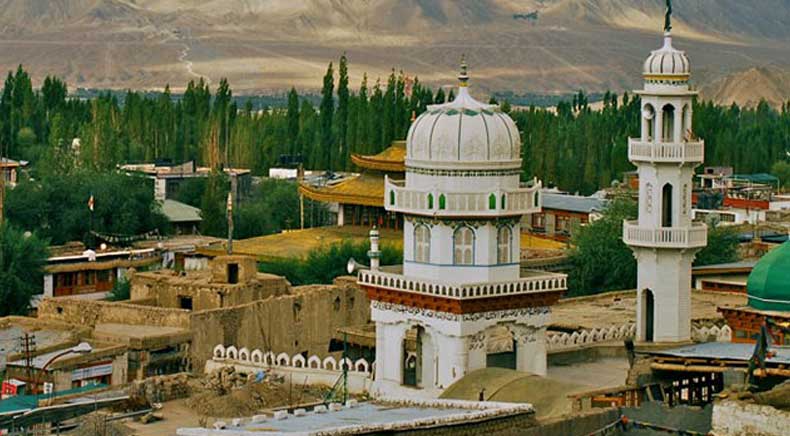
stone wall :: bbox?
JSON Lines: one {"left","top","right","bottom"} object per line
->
{"left": 38, "top": 298, "right": 191, "bottom": 329}
{"left": 188, "top": 280, "right": 370, "bottom": 371}
{"left": 712, "top": 399, "right": 790, "bottom": 436}
{"left": 131, "top": 270, "right": 290, "bottom": 311}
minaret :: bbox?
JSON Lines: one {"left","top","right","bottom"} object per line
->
{"left": 625, "top": 6, "right": 707, "bottom": 343}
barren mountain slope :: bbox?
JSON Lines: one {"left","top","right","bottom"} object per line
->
{"left": 701, "top": 66, "right": 790, "bottom": 109}
{"left": 0, "top": 0, "right": 787, "bottom": 98}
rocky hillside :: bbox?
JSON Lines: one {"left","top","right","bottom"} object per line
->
{"left": 0, "top": 0, "right": 787, "bottom": 98}
{"left": 701, "top": 66, "right": 790, "bottom": 109}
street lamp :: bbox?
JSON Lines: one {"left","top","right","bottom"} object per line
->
{"left": 32, "top": 342, "right": 93, "bottom": 395}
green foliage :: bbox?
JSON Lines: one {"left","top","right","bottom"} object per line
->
{"left": 567, "top": 194, "right": 638, "bottom": 296}
{"left": 107, "top": 277, "right": 131, "bottom": 301}
{"left": 694, "top": 224, "right": 740, "bottom": 267}
{"left": 173, "top": 178, "right": 208, "bottom": 208}
{"left": 199, "top": 171, "right": 230, "bottom": 237}
{"left": 1, "top": 64, "right": 789, "bottom": 195}
{"left": 233, "top": 179, "right": 301, "bottom": 239}
{"left": 0, "top": 224, "right": 49, "bottom": 316}
{"left": 259, "top": 240, "right": 402, "bottom": 286}
{"left": 771, "top": 161, "right": 790, "bottom": 191}
{"left": 5, "top": 170, "right": 168, "bottom": 245}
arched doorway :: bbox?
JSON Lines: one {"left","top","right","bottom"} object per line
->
{"left": 662, "top": 183, "right": 673, "bottom": 228}
{"left": 485, "top": 326, "right": 516, "bottom": 370}
{"left": 401, "top": 325, "right": 435, "bottom": 388}
{"left": 644, "top": 289, "right": 655, "bottom": 342}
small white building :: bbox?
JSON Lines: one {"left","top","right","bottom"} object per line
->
{"left": 359, "top": 62, "right": 567, "bottom": 398}
{"left": 624, "top": 15, "right": 708, "bottom": 343}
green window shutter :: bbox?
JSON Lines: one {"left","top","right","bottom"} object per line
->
{"left": 439, "top": 194, "right": 446, "bottom": 210}
{"left": 501, "top": 194, "right": 507, "bottom": 209}
{"left": 428, "top": 193, "right": 434, "bottom": 209}
{"left": 489, "top": 194, "right": 496, "bottom": 210}
{"left": 390, "top": 190, "right": 395, "bottom": 205}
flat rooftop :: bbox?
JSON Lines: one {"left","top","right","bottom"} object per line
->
{"left": 650, "top": 342, "right": 790, "bottom": 365}
{"left": 0, "top": 323, "right": 75, "bottom": 354}
{"left": 551, "top": 290, "right": 747, "bottom": 330}
{"left": 201, "top": 226, "right": 403, "bottom": 260}
{"left": 177, "top": 399, "right": 533, "bottom": 436}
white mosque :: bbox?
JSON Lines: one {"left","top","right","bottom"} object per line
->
{"left": 358, "top": 62, "right": 567, "bottom": 398}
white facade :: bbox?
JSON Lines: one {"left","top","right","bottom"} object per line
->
{"left": 363, "top": 63, "right": 566, "bottom": 398}
{"left": 625, "top": 29, "right": 708, "bottom": 343}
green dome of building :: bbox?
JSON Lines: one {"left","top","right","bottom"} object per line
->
{"left": 747, "top": 241, "right": 790, "bottom": 311}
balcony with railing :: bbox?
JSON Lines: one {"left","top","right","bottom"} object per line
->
{"left": 385, "top": 178, "right": 541, "bottom": 217}
{"left": 622, "top": 220, "right": 707, "bottom": 249}
{"left": 628, "top": 138, "right": 704, "bottom": 164}
{"left": 358, "top": 269, "right": 566, "bottom": 300}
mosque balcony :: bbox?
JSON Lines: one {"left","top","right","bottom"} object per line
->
{"left": 628, "top": 138, "right": 704, "bottom": 164}
{"left": 622, "top": 220, "right": 707, "bottom": 249}
{"left": 358, "top": 269, "right": 566, "bottom": 301}
{"left": 384, "top": 178, "right": 541, "bottom": 218}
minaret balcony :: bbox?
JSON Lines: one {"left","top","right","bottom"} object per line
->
{"left": 384, "top": 178, "right": 541, "bottom": 217}
{"left": 358, "top": 269, "right": 566, "bottom": 301}
{"left": 628, "top": 138, "right": 704, "bottom": 164}
{"left": 623, "top": 220, "right": 707, "bottom": 249}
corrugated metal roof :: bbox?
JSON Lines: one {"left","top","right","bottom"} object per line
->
{"left": 692, "top": 260, "right": 758, "bottom": 272}
{"left": 542, "top": 192, "right": 607, "bottom": 214}
{"left": 161, "top": 199, "right": 202, "bottom": 223}
{"left": 651, "top": 342, "right": 790, "bottom": 365}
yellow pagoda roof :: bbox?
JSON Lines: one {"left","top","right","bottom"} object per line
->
{"left": 299, "top": 172, "right": 384, "bottom": 207}
{"left": 351, "top": 141, "right": 405, "bottom": 172}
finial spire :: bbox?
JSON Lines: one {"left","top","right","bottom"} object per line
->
{"left": 458, "top": 55, "right": 469, "bottom": 87}
{"left": 664, "top": 0, "right": 672, "bottom": 33}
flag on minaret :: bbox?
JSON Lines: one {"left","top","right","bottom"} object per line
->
{"left": 88, "top": 194, "right": 94, "bottom": 212}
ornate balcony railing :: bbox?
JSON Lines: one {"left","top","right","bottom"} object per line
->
{"left": 358, "top": 269, "right": 566, "bottom": 300}
{"left": 385, "top": 178, "right": 541, "bottom": 217}
{"left": 628, "top": 139, "right": 704, "bottom": 164}
{"left": 622, "top": 220, "right": 707, "bottom": 249}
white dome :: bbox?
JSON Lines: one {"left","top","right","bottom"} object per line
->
{"left": 406, "top": 71, "right": 521, "bottom": 170}
{"left": 643, "top": 33, "right": 690, "bottom": 78}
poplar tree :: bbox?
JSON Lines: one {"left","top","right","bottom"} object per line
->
{"left": 319, "top": 62, "right": 335, "bottom": 170}
{"left": 286, "top": 87, "right": 300, "bottom": 156}
{"left": 336, "top": 54, "right": 350, "bottom": 170}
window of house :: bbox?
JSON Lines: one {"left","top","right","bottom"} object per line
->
{"left": 414, "top": 225, "right": 431, "bottom": 263}
{"left": 489, "top": 194, "right": 496, "bottom": 210}
{"left": 96, "top": 270, "right": 111, "bottom": 284}
{"left": 439, "top": 194, "right": 446, "bottom": 210}
{"left": 427, "top": 194, "right": 434, "bottom": 209}
{"left": 556, "top": 216, "right": 571, "bottom": 234}
{"left": 453, "top": 227, "right": 474, "bottom": 265}
{"left": 533, "top": 213, "right": 545, "bottom": 229}
{"left": 497, "top": 226, "right": 512, "bottom": 264}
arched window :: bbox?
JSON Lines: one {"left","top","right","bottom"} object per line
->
{"left": 497, "top": 226, "right": 512, "bottom": 264}
{"left": 453, "top": 227, "right": 474, "bottom": 265}
{"left": 662, "top": 183, "right": 673, "bottom": 227}
{"left": 501, "top": 194, "right": 507, "bottom": 210}
{"left": 643, "top": 104, "right": 655, "bottom": 141}
{"left": 489, "top": 194, "right": 496, "bottom": 210}
{"left": 414, "top": 225, "right": 430, "bottom": 263}
{"left": 389, "top": 190, "right": 395, "bottom": 206}
{"left": 662, "top": 104, "right": 675, "bottom": 143}
{"left": 681, "top": 104, "right": 689, "bottom": 141}
{"left": 439, "top": 194, "right": 446, "bottom": 210}
{"left": 427, "top": 193, "right": 434, "bottom": 209}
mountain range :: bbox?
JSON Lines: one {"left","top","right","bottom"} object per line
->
{"left": 0, "top": 0, "right": 788, "bottom": 106}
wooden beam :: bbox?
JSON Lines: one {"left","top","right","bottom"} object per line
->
{"left": 651, "top": 363, "right": 790, "bottom": 377}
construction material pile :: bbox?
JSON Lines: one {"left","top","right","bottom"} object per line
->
{"left": 129, "top": 373, "right": 191, "bottom": 404}
{"left": 185, "top": 365, "right": 325, "bottom": 418}
{"left": 754, "top": 380, "right": 790, "bottom": 410}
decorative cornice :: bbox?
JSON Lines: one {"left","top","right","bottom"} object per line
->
{"left": 371, "top": 300, "right": 550, "bottom": 322}
{"left": 406, "top": 166, "right": 522, "bottom": 177}
{"left": 405, "top": 215, "right": 520, "bottom": 228}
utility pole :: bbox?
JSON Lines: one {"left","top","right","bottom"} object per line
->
{"left": 19, "top": 333, "right": 36, "bottom": 391}
{"left": 298, "top": 163, "right": 305, "bottom": 230}
{"left": 226, "top": 192, "right": 233, "bottom": 255}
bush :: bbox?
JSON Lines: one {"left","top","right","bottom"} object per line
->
{"left": 259, "top": 240, "right": 402, "bottom": 286}
{"left": 107, "top": 277, "right": 131, "bottom": 301}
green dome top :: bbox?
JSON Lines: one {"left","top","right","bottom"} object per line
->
{"left": 747, "top": 242, "right": 790, "bottom": 311}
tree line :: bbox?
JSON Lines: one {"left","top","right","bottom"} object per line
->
{"left": 2, "top": 62, "right": 789, "bottom": 195}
